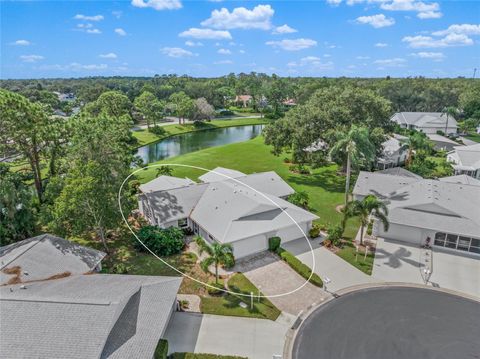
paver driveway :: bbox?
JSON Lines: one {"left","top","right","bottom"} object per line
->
{"left": 234, "top": 251, "right": 328, "bottom": 315}
{"left": 164, "top": 312, "right": 288, "bottom": 359}
{"left": 373, "top": 238, "right": 480, "bottom": 298}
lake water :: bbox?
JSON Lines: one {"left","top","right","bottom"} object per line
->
{"left": 135, "top": 124, "right": 264, "bottom": 164}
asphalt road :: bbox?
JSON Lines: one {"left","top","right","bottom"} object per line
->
{"left": 292, "top": 287, "right": 480, "bottom": 359}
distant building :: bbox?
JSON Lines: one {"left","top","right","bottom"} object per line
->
{"left": 234, "top": 95, "right": 252, "bottom": 108}
{"left": 0, "top": 234, "right": 181, "bottom": 359}
{"left": 427, "top": 133, "right": 461, "bottom": 151}
{"left": 447, "top": 143, "right": 480, "bottom": 179}
{"left": 391, "top": 112, "right": 458, "bottom": 135}
{"left": 376, "top": 134, "right": 408, "bottom": 170}
{"left": 57, "top": 92, "right": 76, "bottom": 102}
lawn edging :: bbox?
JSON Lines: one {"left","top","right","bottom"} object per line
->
{"left": 276, "top": 247, "right": 323, "bottom": 288}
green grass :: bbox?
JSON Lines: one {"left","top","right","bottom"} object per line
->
{"left": 135, "top": 136, "right": 360, "bottom": 239}
{"left": 170, "top": 354, "right": 247, "bottom": 359}
{"left": 200, "top": 273, "right": 281, "bottom": 321}
{"left": 464, "top": 132, "right": 480, "bottom": 143}
{"left": 336, "top": 241, "right": 375, "bottom": 275}
{"left": 132, "top": 117, "right": 269, "bottom": 146}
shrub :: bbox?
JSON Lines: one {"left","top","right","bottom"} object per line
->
{"left": 283, "top": 157, "right": 291, "bottom": 163}
{"left": 309, "top": 224, "right": 320, "bottom": 239}
{"left": 277, "top": 247, "right": 323, "bottom": 287}
{"left": 207, "top": 280, "right": 225, "bottom": 295}
{"left": 154, "top": 339, "right": 168, "bottom": 359}
{"left": 216, "top": 109, "right": 234, "bottom": 116}
{"left": 288, "top": 191, "right": 309, "bottom": 209}
{"left": 290, "top": 164, "right": 311, "bottom": 175}
{"left": 436, "top": 130, "right": 445, "bottom": 136}
{"left": 136, "top": 226, "right": 185, "bottom": 256}
{"left": 222, "top": 252, "right": 235, "bottom": 269}
{"left": 268, "top": 236, "right": 281, "bottom": 252}
{"left": 149, "top": 125, "right": 166, "bottom": 136}
{"left": 366, "top": 220, "right": 373, "bottom": 236}
{"left": 326, "top": 223, "right": 343, "bottom": 247}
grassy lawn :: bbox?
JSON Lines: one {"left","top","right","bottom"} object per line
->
{"left": 336, "top": 241, "right": 375, "bottom": 275}
{"left": 463, "top": 132, "right": 480, "bottom": 143}
{"left": 132, "top": 117, "right": 269, "bottom": 147}
{"left": 170, "top": 354, "right": 247, "bottom": 359}
{"left": 200, "top": 273, "right": 281, "bottom": 321}
{"left": 135, "top": 136, "right": 360, "bottom": 240}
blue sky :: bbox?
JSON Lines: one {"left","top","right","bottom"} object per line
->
{"left": 1, "top": 0, "right": 479, "bottom": 79}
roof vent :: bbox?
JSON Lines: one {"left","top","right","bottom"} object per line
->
{"left": 20, "top": 285, "right": 27, "bottom": 290}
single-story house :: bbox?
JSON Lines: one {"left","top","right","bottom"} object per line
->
{"left": 0, "top": 235, "right": 181, "bottom": 359}
{"left": 0, "top": 234, "right": 105, "bottom": 285}
{"left": 139, "top": 169, "right": 318, "bottom": 258}
{"left": 447, "top": 143, "right": 480, "bottom": 179}
{"left": 390, "top": 112, "right": 458, "bottom": 135}
{"left": 426, "top": 133, "right": 461, "bottom": 151}
{"left": 353, "top": 173, "right": 480, "bottom": 255}
{"left": 376, "top": 134, "right": 409, "bottom": 169}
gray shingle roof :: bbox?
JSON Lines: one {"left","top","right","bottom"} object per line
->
{"left": 447, "top": 143, "right": 480, "bottom": 170}
{"left": 439, "top": 174, "right": 480, "bottom": 186}
{"left": 353, "top": 171, "right": 420, "bottom": 198}
{"left": 0, "top": 234, "right": 105, "bottom": 285}
{"left": 0, "top": 274, "right": 181, "bottom": 359}
{"left": 391, "top": 112, "right": 458, "bottom": 129}
{"left": 198, "top": 167, "right": 246, "bottom": 183}
{"left": 139, "top": 175, "right": 195, "bottom": 193}
{"left": 376, "top": 167, "right": 423, "bottom": 179}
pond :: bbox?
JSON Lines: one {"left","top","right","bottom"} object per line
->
{"left": 135, "top": 124, "right": 264, "bottom": 164}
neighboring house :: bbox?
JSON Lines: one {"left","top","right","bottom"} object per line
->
{"left": 139, "top": 175, "right": 195, "bottom": 193}
{"left": 0, "top": 234, "right": 105, "bottom": 285}
{"left": 439, "top": 174, "right": 480, "bottom": 186}
{"left": 447, "top": 143, "right": 480, "bottom": 179}
{"left": 234, "top": 95, "right": 252, "bottom": 108}
{"left": 352, "top": 173, "right": 480, "bottom": 255}
{"left": 0, "top": 235, "right": 181, "bottom": 359}
{"left": 353, "top": 170, "right": 420, "bottom": 201}
{"left": 376, "top": 134, "right": 408, "bottom": 169}
{"left": 139, "top": 168, "right": 317, "bottom": 258}
{"left": 427, "top": 133, "right": 461, "bottom": 151}
{"left": 390, "top": 112, "right": 458, "bottom": 135}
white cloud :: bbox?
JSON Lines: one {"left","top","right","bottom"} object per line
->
{"left": 179, "top": 28, "right": 232, "bottom": 40}
{"left": 74, "top": 14, "right": 104, "bottom": 21}
{"left": 410, "top": 51, "right": 445, "bottom": 60}
{"left": 115, "top": 28, "right": 127, "bottom": 36}
{"left": 287, "top": 56, "right": 334, "bottom": 71}
{"left": 326, "top": 0, "right": 343, "bottom": 6}
{"left": 375, "top": 42, "right": 389, "bottom": 47}
{"left": 131, "top": 0, "right": 182, "bottom": 10}
{"left": 38, "top": 63, "right": 108, "bottom": 71}
{"left": 20, "top": 55, "right": 44, "bottom": 63}
{"left": 374, "top": 57, "right": 406, "bottom": 67}
{"left": 77, "top": 23, "right": 93, "bottom": 29}
{"left": 272, "top": 24, "right": 298, "bottom": 35}
{"left": 402, "top": 33, "right": 474, "bottom": 48}
{"left": 185, "top": 40, "right": 203, "bottom": 47}
{"left": 356, "top": 56, "right": 370, "bottom": 60}
{"left": 417, "top": 11, "right": 442, "bottom": 19}
{"left": 239, "top": 49, "right": 246, "bottom": 54}
{"left": 380, "top": 0, "right": 439, "bottom": 12}
{"left": 214, "top": 60, "right": 233, "bottom": 64}
{"left": 201, "top": 4, "right": 274, "bottom": 30}
{"left": 112, "top": 10, "right": 122, "bottom": 18}
{"left": 217, "top": 48, "right": 232, "bottom": 55}
{"left": 266, "top": 38, "right": 317, "bottom": 51}
{"left": 12, "top": 39, "right": 30, "bottom": 46}
{"left": 99, "top": 52, "right": 118, "bottom": 59}
{"left": 161, "top": 47, "right": 195, "bottom": 58}
{"left": 86, "top": 29, "right": 101, "bottom": 34}
{"left": 432, "top": 24, "right": 480, "bottom": 36}
{"left": 356, "top": 14, "right": 395, "bottom": 28}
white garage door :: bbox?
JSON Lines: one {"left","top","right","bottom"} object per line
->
{"left": 232, "top": 234, "right": 267, "bottom": 258}
{"left": 276, "top": 222, "right": 309, "bottom": 244}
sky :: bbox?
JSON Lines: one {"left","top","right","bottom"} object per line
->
{"left": 1, "top": 0, "right": 479, "bottom": 79}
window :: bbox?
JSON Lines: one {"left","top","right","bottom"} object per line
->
{"left": 470, "top": 238, "right": 480, "bottom": 254}
{"left": 434, "top": 232, "right": 446, "bottom": 246}
{"left": 457, "top": 236, "right": 470, "bottom": 251}
{"left": 445, "top": 234, "right": 458, "bottom": 249}
{"left": 178, "top": 218, "right": 187, "bottom": 228}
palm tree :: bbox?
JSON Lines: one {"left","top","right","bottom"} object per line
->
{"left": 346, "top": 195, "right": 389, "bottom": 246}
{"left": 442, "top": 106, "right": 457, "bottom": 135}
{"left": 404, "top": 132, "right": 432, "bottom": 166}
{"left": 329, "top": 125, "right": 376, "bottom": 206}
{"left": 195, "top": 236, "right": 234, "bottom": 284}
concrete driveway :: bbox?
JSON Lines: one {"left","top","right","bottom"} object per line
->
{"left": 234, "top": 251, "right": 328, "bottom": 316}
{"left": 164, "top": 312, "right": 288, "bottom": 359}
{"left": 283, "top": 237, "right": 375, "bottom": 292}
{"left": 373, "top": 238, "right": 480, "bottom": 298}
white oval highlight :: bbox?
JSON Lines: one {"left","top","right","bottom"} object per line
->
{"left": 118, "top": 164, "right": 317, "bottom": 298}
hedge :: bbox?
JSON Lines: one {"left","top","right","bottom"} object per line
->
{"left": 154, "top": 339, "right": 168, "bottom": 359}
{"left": 268, "top": 236, "right": 281, "bottom": 252}
{"left": 277, "top": 247, "right": 323, "bottom": 287}
{"left": 170, "top": 354, "right": 247, "bottom": 359}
